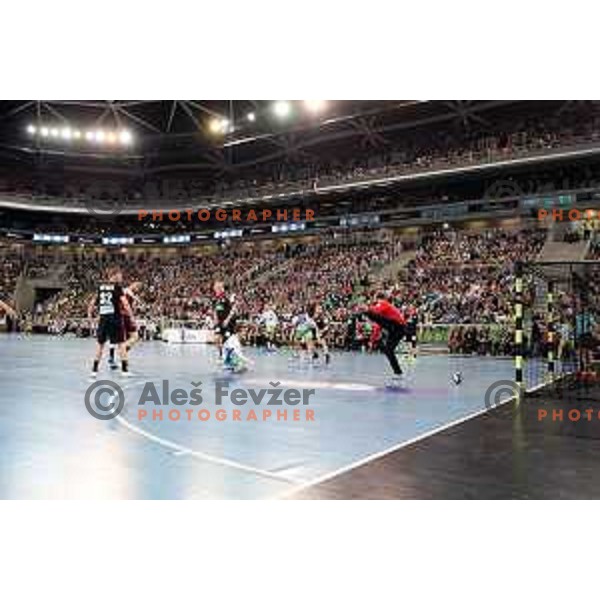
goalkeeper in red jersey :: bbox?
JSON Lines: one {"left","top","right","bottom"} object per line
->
{"left": 361, "top": 291, "right": 407, "bottom": 383}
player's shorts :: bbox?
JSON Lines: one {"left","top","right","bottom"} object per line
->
{"left": 405, "top": 321, "right": 417, "bottom": 340}
{"left": 123, "top": 314, "right": 137, "bottom": 334}
{"left": 265, "top": 324, "right": 276, "bottom": 336}
{"left": 215, "top": 319, "right": 236, "bottom": 338}
{"left": 315, "top": 321, "right": 329, "bottom": 338}
{"left": 367, "top": 312, "right": 405, "bottom": 336}
{"left": 97, "top": 315, "right": 126, "bottom": 345}
{"left": 295, "top": 324, "right": 315, "bottom": 343}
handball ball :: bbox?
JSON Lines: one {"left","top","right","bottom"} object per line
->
{"left": 452, "top": 371, "right": 463, "bottom": 385}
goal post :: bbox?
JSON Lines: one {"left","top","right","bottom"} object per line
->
{"left": 516, "top": 260, "right": 600, "bottom": 392}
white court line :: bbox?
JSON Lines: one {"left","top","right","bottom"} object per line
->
{"left": 114, "top": 373, "right": 561, "bottom": 498}
{"left": 115, "top": 414, "right": 301, "bottom": 485}
{"left": 276, "top": 392, "right": 519, "bottom": 499}
{"left": 277, "top": 375, "right": 568, "bottom": 499}
{"left": 244, "top": 378, "right": 378, "bottom": 392}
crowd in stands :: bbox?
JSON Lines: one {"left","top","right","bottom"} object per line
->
{"left": 210, "top": 106, "right": 600, "bottom": 199}
{"left": 399, "top": 228, "right": 546, "bottom": 325}
{"left": 2, "top": 104, "right": 600, "bottom": 210}
{"left": 0, "top": 225, "right": 553, "bottom": 358}
{"left": 447, "top": 325, "right": 514, "bottom": 356}
{"left": 0, "top": 244, "right": 21, "bottom": 301}
{"left": 32, "top": 235, "right": 402, "bottom": 344}
{"left": 413, "top": 228, "right": 546, "bottom": 268}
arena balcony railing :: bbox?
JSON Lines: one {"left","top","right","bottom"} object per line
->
{"left": 214, "top": 131, "right": 600, "bottom": 201}
{"left": 2, "top": 134, "right": 600, "bottom": 216}
{"left": 1, "top": 183, "right": 600, "bottom": 244}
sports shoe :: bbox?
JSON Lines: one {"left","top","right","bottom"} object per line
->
{"left": 385, "top": 374, "right": 404, "bottom": 388}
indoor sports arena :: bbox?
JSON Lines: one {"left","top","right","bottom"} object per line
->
{"left": 2, "top": 100, "right": 600, "bottom": 499}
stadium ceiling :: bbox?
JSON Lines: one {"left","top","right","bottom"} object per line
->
{"left": 0, "top": 100, "right": 570, "bottom": 176}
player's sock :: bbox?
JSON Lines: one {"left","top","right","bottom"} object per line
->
{"left": 92, "top": 360, "right": 99, "bottom": 373}
{"left": 121, "top": 360, "right": 129, "bottom": 373}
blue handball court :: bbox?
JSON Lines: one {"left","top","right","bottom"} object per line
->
{"left": 2, "top": 335, "right": 599, "bottom": 499}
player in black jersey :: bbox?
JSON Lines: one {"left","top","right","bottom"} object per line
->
{"left": 87, "top": 268, "right": 132, "bottom": 377}
{"left": 213, "top": 280, "right": 237, "bottom": 356}
{"left": 308, "top": 303, "right": 331, "bottom": 365}
{"left": 108, "top": 281, "right": 142, "bottom": 369}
